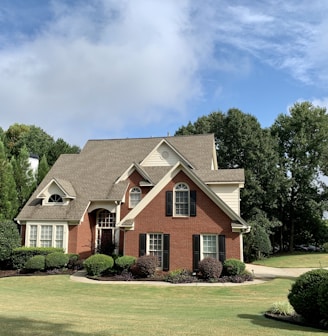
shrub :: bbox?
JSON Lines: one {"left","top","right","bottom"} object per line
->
{"left": 223, "top": 259, "right": 246, "bottom": 276}
{"left": 67, "top": 254, "right": 81, "bottom": 269}
{"left": 132, "top": 255, "right": 157, "bottom": 278}
{"left": 115, "top": 256, "right": 136, "bottom": 270}
{"left": 25, "top": 255, "right": 45, "bottom": 271}
{"left": 45, "top": 252, "right": 69, "bottom": 269}
{"left": 11, "top": 247, "right": 64, "bottom": 269}
{"left": 0, "top": 220, "right": 21, "bottom": 266}
{"left": 288, "top": 269, "right": 328, "bottom": 321}
{"left": 323, "top": 242, "right": 328, "bottom": 253}
{"left": 198, "top": 257, "right": 222, "bottom": 281}
{"left": 166, "top": 269, "right": 196, "bottom": 284}
{"left": 84, "top": 254, "right": 114, "bottom": 276}
{"left": 267, "top": 301, "right": 295, "bottom": 316}
{"left": 318, "top": 278, "right": 328, "bottom": 318}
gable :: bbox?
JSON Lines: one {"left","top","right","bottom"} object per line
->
{"left": 141, "top": 140, "right": 194, "bottom": 168}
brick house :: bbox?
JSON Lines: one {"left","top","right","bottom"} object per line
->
{"left": 16, "top": 134, "right": 250, "bottom": 271}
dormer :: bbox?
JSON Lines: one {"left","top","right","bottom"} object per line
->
{"left": 141, "top": 139, "right": 194, "bottom": 168}
{"left": 37, "top": 178, "right": 76, "bottom": 206}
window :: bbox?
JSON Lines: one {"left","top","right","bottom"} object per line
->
{"left": 27, "top": 224, "right": 66, "bottom": 250}
{"left": 129, "top": 187, "right": 141, "bottom": 208}
{"left": 202, "top": 235, "right": 218, "bottom": 259}
{"left": 29, "top": 225, "right": 37, "bottom": 247}
{"left": 97, "top": 209, "right": 116, "bottom": 228}
{"left": 148, "top": 233, "right": 163, "bottom": 267}
{"left": 174, "top": 183, "right": 189, "bottom": 216}
{"left": 192, "top": 234, "right": 226, "bottom": 272}
{"left": 40, "top": 225, "right": 52, "bottom": 247}
{"left": 139, "top": 233, "right": 170, "bottom": 271}
{"left": 48, "top": 194, "right": 63, "bottom": 203}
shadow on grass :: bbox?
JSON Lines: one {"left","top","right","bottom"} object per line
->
{"left": 238, "top": 314, "right": 324, "bottom": 333}
{"left": 0, "top": 316, "right": 112, "bottom": 336}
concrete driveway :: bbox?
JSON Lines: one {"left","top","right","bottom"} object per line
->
{"left": 246, "top": 264, "right": 328, "bottom": 280}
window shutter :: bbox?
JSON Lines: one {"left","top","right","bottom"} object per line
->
{"left": 190, "top": 190, "right": 196, "bottom": 216}
{"left": 218, "top": 235, "right": 226, "bottom": 262}
{"left": 192, "top": 234, "right": 200, "bottom": 272}
{"left": 166, "top": 191, "right": 173, "bottom": 216}
{"left": 163, "top": 234, "right": 170, "bottom": 271}
{"left": 139, "top": 233, "right": 146, "bottom": 257}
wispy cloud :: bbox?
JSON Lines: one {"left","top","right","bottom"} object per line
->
{"left": 0, "top": 0, "right": 327, "bottom": 144}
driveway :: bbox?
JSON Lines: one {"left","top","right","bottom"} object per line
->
{"left": 246, "top": 264, "right": 328, "bottom": 280}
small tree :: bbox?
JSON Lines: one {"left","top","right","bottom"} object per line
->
{"left": 0, "top": 220, "right": 21, "bottom": 267}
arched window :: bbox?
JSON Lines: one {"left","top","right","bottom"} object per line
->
{"left": 174, "top": 183, "right": 189, "bottom": 216}
{"left": 129, "top": 187, "right": 141, "bottom": 208}
{"left": 48, "top": 194, "right": 63, "bottom": 203}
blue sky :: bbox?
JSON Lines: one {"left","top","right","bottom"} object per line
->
{"left": 1, "top": 0, "right": 328, "bottom": 146}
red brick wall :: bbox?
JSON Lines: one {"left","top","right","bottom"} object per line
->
{"left": 124, "top": 171, "right": 241, "bottom": 270}
{"left": 68, "top": 213, "right": 95, "bottom": 259}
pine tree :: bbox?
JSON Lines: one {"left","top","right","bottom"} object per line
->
{"left": 37, "top": 154, "right": 50, "bottom": 185}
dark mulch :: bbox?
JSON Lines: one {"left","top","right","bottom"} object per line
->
{"left": 0, "top": 269, "right": 75, "bottom": 278}
{"left": 265, "top": 313, "right": 328, "bottom": 331}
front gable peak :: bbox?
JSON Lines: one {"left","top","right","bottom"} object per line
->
{"left": 37, "top": 178, "right": 76, "bottom": 205}
{"left": 141, "top": 139, "right": 194, "bottom": 168}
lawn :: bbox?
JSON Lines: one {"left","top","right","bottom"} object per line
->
{"left": 252, "top": 252, "right": 328, "bottom": 268}
{"left": 0, "top": 274, "right": 327, "bottom": 336}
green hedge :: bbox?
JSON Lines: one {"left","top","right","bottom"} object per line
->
{"left": 25, "top": 255, "right": 46, "bottom": 271}
{"left": 223, "top": 259, "right": 246, "bottom": 276}
{"left": 45, "top": 252, "right": 69, "bottom": 269}
{"left": 84, "top": 254, "right": 114, "bottom": 276}
{"left": 288, "top": 269, "right": 328, "bottom": 322}
{"left": 115, "top": 256, "right": 136, "bottom": 270}
{"left": 11, "top": 247, "right": 64, "bottom": 269}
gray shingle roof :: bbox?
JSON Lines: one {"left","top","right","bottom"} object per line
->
{"left": 16, "top": 134, "right": 243, "bottom": 222}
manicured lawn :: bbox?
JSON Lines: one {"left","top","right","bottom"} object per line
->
{"left": 0, "top": 275, "right": 326, "bottom": 336}
{"left": 252, "top": 252, "right": 328, "bottom": 268}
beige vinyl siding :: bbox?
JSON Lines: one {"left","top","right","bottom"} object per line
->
{"left": 209, "top": 184, "right": 240, "bottom": 215}
{"left": 142, "top": 144, "right": 180, "bottom": 167}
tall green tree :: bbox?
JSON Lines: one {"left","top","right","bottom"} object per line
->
{"left": 11, "top": 145, "right": 36, "bottom": 211}
{"left": 0, "top": 141, "right": 18, "bottom": 220}
{"left": 271, "top": 102, "right": 328, "bottom": 250}
{"left": 176, "top": 109, "right": 282, "bottom": 260}
{"left": 47, "top": 138, "right": 80, "bottom": 166}
{"left": 37, "top": 154, "right": 50, "bottom": 185}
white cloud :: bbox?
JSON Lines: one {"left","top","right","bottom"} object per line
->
{"left": 1, "top": 0, "right": 328, "bottom": 145}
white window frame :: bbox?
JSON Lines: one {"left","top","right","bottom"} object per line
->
{"left": 147, "top": 233, "right": 163, "bottom": 268}
{"left": 174, "top": 182, "right": 189, "bottom": 216}
{"left": 129, "top": 187, "right": 142, "bottom": 208}
{"left": 200, "top": 234, "right": 218, "bottom": 260}
{"left": 95, "top": 209, "right": 116, "bottom": 251}
{"left": 25, "top": 222, "right": 68, "bottom": 252}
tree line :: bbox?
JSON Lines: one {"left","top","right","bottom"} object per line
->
{"left": 175, "top": 102, "right": 328, "bottom": 261}
{"left": 0, "top": 124, "right": 80, "bottom": 221}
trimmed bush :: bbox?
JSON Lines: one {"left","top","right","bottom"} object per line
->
{"left": 115, "top": 255, "right": 136, "bottom": 270}
{"left": 45, "top": 252, "right": 69, "bottom": 269}
{"left": 132, "top": 255, "right": 157, "bottom": 278}
{"left": 198, "top": 257, "right": 222, "bottom": 280}
{"left": 25, "top": 255, "right": 45, "bottom": 271}
{"left": 0, "top": 220, "right": 21, "bottom": 266}
{"left": 223, "top": 259, "right": 246, "bottom": 276}
{"left": 67, "top": 254, "right": 81, "bottom": 270}
{"left": 288, "top": 269, "right": 328, "bottom": 321}
{"left": 84, "top": 254, "right": 114, "bottom": 276}
{"left": 323, "top": 242, "right": 328, "bottom": 253}
{"left": 318, "top": 278, "right": 328, "bottom": 318}
{"left": 11, "top": 247, "right": 64, "bottom": 269}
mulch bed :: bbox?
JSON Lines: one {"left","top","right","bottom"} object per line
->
{"left": 265, "top": 313, "right": 328, "bottom": 331}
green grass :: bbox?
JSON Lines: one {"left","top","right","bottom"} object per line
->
{"left": 252, "top": 252, "right": 328, "bottom": 268}
{"left": 0, "top": 275, "right": 327, "bottom": 336}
